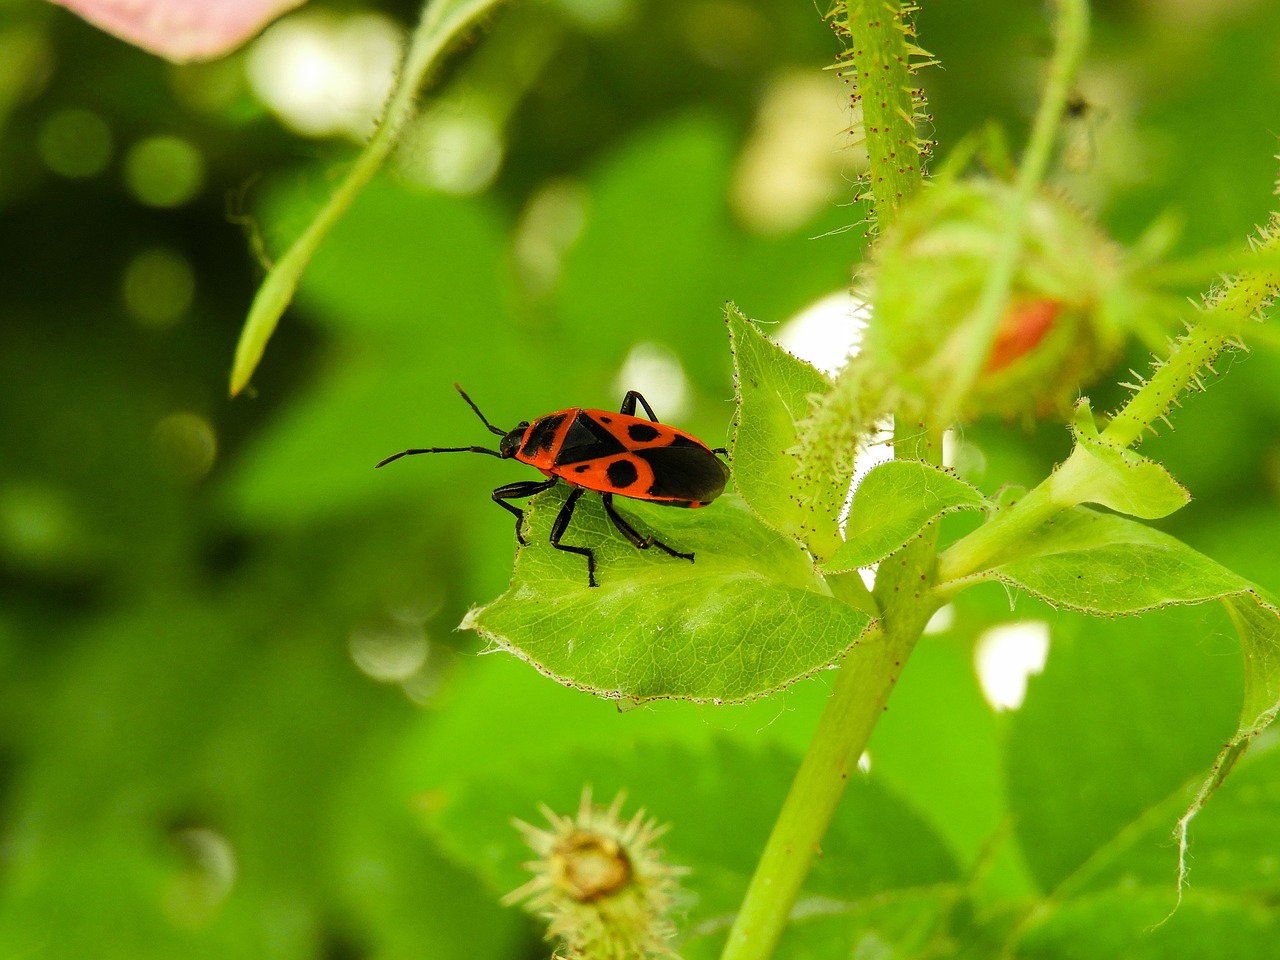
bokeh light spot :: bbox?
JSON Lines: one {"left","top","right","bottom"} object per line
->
{"left": 247, "top": 12, "right": 402, "bottom": 139}
{"left": 349, "top": 622, "right": 429, "bottom": 683}
{"left": 165, "top": 826, "right": 237, "bottom": 927}
{"left": 124, "top": 135, "right": 204, "bottom": 207}
{"left": 612, "top": 343, "right": 691, "bottom": 421}
{"left": 732, "top": 72, "right": 867, "bottom": 235}
{"left": 777, "top": 290, "right": 867, "bottom": 376}
{"left": 0, "top": 483, "right": 79, "bottom": 569}
{"left": 122, "top": 247, "right": 195, "bottom": 327}
{"left": 38, "top": 108, "right": 112, "bottom": 178}
{"left": 153, "top": 413, "right": 218, "bottom": 482}
{"left": 975, "top": 621, "right": 1050, "bottom": 712}
{"left": 513, "top": 178, "right": 588, "bottom": 298}
{"left": 398, "top": 102, "right": 503, "bottom": 196}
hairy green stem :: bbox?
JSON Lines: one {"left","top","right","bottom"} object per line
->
{"left": 1103, "top": 238, "right": 1280, "bottom": 447}
{"left": 838, "top": 0, "right": 927, "bottom": 224}
{"left": 717, "top": 625, "right": 916, "bottom": 960}
{"left": 229, "top": 0, "right": 506, "bottom": 396}
{"left": 938, "top": 0, "right": 1089, "bottom": 420}
{"left": 719, "top": 6, "right": 941, "bottom": 957}
{"left": 720, "top": 421, "right": 942, "bottom": 960}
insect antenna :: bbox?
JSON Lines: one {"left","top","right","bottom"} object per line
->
{"left": 454, "top": 382, "right": 508, "bottom": 437}
{"left": 375, "top": 445, "right": 504, "bottom": 468}
{"left": 375, "top": 384, "right": 513, "bottom": 468}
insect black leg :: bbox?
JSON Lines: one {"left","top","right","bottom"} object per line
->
{"left": 492, "top": 478, "right": 558, "bottom": 545}
{"left": 549, "top": 487, "right": 598, "bottom": 587}
{"left": 619, "top": 390, "right": 660, "bottom": 422}
{"left": 602, "top": 493, "right": 695, "bottom": 563}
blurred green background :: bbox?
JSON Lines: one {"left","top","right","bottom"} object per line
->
{"left": 3, "top": 0, "right": 1280, "bottom": 957}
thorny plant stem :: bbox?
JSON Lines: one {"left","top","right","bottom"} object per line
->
{"left": 721, "top": 4, "right": 1094, "bottom": 958}
{"left": 722, "top": 4, "right": 939, "bottom": 956}
{"left": 841, "top": 0, "right": 927, "bottom": 223}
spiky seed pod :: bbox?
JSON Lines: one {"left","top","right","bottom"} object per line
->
{"left": 503, "top": 789, "right": 687, "bottom": 960}
{"left": 860, "top": 176, "right": 1135, "bottom": 421}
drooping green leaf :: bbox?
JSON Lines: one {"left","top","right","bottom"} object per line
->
{"left": 1058, "top": 399, "right": 1190, "bottom": 519}
{"left": 1013, "top": 888, "right": 1280, "bottom": 960}
{"left": 1044, "top": 734, "right": 1280, "bottom": 898}
{"left": 1004, "top": 607, "right": 1240, "bottom": 894}
{"left": 822, "top": 460, "right": 986, "bottom": 572}
{"left": 725, "top": 304, "right": 844, "bottom": 558}
{"left": 980, "top": 506, "right": 1280, "bottom": 895}
{"left": 464, "top": 488, "right": 871, "bottom": 702}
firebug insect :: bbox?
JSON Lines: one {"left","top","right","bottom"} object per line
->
{"left": 376, "top": 384, "right": 730, "bottom": 587}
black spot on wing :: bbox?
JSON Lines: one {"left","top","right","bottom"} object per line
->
{"left": 605, "top": 458, "right": 640, "bottom": 489}
{"left": 554, "top": 412, "right": 627, "bottom": 465}
{"left": 635, "top": 445, "right": 728, "bottom": 502}
{"left": 626, "top": 422, "right": 660, "bottom": 443}
{"left": 519, "top": 413, "right": 566, "bottom": 458}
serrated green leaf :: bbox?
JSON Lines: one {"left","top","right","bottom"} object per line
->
{"left": 822, "top": 460, "right": 986, "bottom": 572}
{"left": 989, "top": 507, "right": 1248, "bottom": 614}
{"left": 1059, "top": 399, "right": 1190, "bottom": 519}
{"left": 725, "top": 304, "right": 844, "bottom": 558}
{"left": 464, "top": 488, "right": 871, "bottom": 702}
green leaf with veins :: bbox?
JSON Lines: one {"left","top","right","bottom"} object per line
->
{"left": 725, "top": 304, "right": 844, "bottom": 559}
{"left": 983, "top": 507, "right": 1263, "bottom": 616}
{"left": 464, "top": 488, "right": 872, "bottom": 702}
{"left": 822, "top": 460, "right": 986, "bottom": 573}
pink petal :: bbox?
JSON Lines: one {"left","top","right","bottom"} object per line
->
{"left": 51, "top": 0, "right": 309, "bottom": 62}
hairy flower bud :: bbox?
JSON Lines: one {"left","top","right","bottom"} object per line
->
{"left": 503, "top": 788, "right": 686, "bottom": 959}
{"left": 862, "top": 177, "right": 1130, "bottom": 420}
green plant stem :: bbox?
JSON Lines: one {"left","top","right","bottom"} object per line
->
{"left": 719, "top": 7, "right": 942, "bottom": 956}
{"left": 934, "top": 455, "right": 1081, "bottom": 583}
{"left": 720, "top": 421, "right": 942, "bottom": 960}
{"left": 840, "top": 0, "right": 926, "bottom": 223}
{"left": 938, "top": 0, "right": 1089, "bottom": 420}
{"left": 229, "top": 0, "right": 506, "bottom": 396}
{"left": 717, "top": 623, "right": 916, "bottom": 960}
{"left": 1102, "top": 254, "right": 1280, "bottom": 448}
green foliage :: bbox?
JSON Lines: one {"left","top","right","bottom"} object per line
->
{"left": 426, "top": 739, "right": 960, "bottom": 956}
{"left": 466, "top": 488, "right": 871, "bottom": 701}
{"left": 725, "top": 304, "right": 844, "bottom": 559}
{"left": 823, "top": 460, "right": 985, "bottom": 572}
{"left": 7, "top": 0, "right": 1280, "bottom": 958}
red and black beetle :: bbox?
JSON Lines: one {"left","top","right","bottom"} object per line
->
{"left": 377, "top": 384, "right": 730, "bottom": 587}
